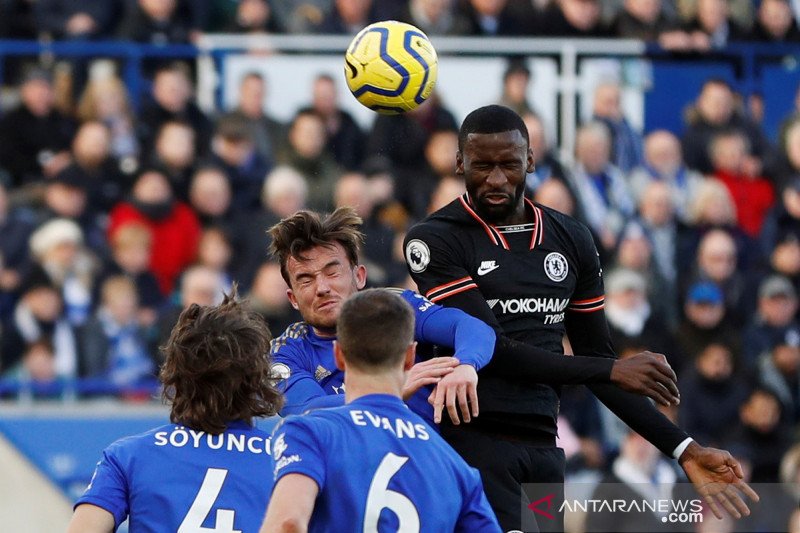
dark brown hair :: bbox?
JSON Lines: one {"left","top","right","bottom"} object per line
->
{"left": 268, "top": 207, "right": 365, "bottom": 287}
{"left": 336, "top": 289, "right": 414, "bottom": 371}
{"left": 159, "top": 288, "right": 283, "bottom": 434}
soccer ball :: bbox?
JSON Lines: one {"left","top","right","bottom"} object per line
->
{"left": 344, "top": 20, "right": 438, "bottom": 115}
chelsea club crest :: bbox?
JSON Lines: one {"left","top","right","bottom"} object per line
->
{"left": 544, "top": 252, "right": 568, "bottom": 282}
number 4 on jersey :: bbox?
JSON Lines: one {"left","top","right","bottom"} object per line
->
{"left": 179, "top": 468, "right": 241, "bottom": 533}
{"left": 363, "top": 453, "right": 421, "bottom": 533}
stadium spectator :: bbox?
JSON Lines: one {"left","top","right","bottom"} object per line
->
{"left": 279, "top": 108, "right": 341, "bottom": 212}
{"left": 403, "top": 128, "right": 460, "bottom": 219}
{"left": 233, "top": 165, "right": 309, "bottom": 290}
{"left": 761, "top": 177, "right": 800, "bottom": 259}
{"left": 0, "top": 67, "right": 75, "bottom": 188}
{"left": 769, "top": 119, "right": 800, "bottom": 193}
{"left": 587, "top": 429, "right": 680, "bottom": 532}
{"left": 539, "top": 0, "right": 612, "bottom": 37}
{"left": 137, "top": 63, "right": 212, "bottom": 156}
{"left": 637, "top": 181, "right": 679, "bottom": 293}
{"left": 681, "top": 78, "right": 769, "bottom": 175}
{"left": 188, "top": 166, "right": 234, "bottom": 228}
{"left": 569, "top": 120, "right": 635, "bottom": 252}
{"left": 196, "top": 226, "right": 235, "bottom": 290}
{"left": 13, "top": 339, "right": 58, "bottom": 387}
{"left": 521, "top": 112, "right": 579, "bottom": 207}
{"left": 591, "top": 80, "right": 644, "bottom": 173}
{"left": 612, "top": 222, "right": 678, "bottom": 327}
{"left": 679, "top": 342, "right": 748, "bottom": 447}
{"left": 101, "top": 222, "right": 162, "bottom": 326}
{"left": 428, "top": 174, "right": 466, "bottom": 213}
{"left": 743, "top": 275, "right": 800, "bottom": 368}
{"left": 76, "top": 275, "right": 154, "bottom": 386}
{"left": 261, "top": 289, "right": 502, "bottom": 533}
{"left": 685, "top": 228, "right": 750, "bottom": 326}
{"left": 245, "top": 261, "right": 301, "bottom": 335}
{"left": 38, "top": 168, "right": 106, "bottom": 253}
{"left": 604, "top": 267, "right": 673, "bottom": 355}
{"left": 675, "top": 281, "right": 741, "bottom": 380}
{"left": 757, "top": 327, "right": 800, "bottom": 423}
{"left": 1, "top": 281, "right": 76, "bottom": 378}
{"left": 108, "top": 169, "right": 201, "bottom": 295}
{"left": 367, "top": 94, "right": 457, "bottom": 211}
{"left": 269, "top": 0, "right": 330, "bottom": 34}
{"left": 334, "top": 172, "right": 403, "bottom": 286}
{"left": 314, "top": 0, "right": 399, "bottom": 34}
{"left": 26, "top": 218, "right": 98, "bottom": 328}
{"left": 117, "top": 0, "right": 192, "bottom": 45}
{"left": 458, "top": 0, "right": 531, "bottom": 35}
{"left": 612, "top": 0, "right": 686, "bottom": 43}
{"left": 710, "top": 130, "right": 775, "bottom": 238}
{"left": 60, "top": 121, "right": 127, "bottom": 213}
{"left": 68, "top": 289, "right": 283, "bottom": 533}
{"left": 208, "top": 113, "right": 270, "bottom": 211}
{"left": 499, "top": 59, "right": 534, "bottom": 117}
{"left": 683, "top": 0, "right": 748, "bottom": 49}
{"left": 310, "top": 73, "right": 365, "bottom": 171}
{"left": 628, "top": 129, "right": 703, "bottom": 222}
{"left": 532, "top": 177, "right": 576, "bottom": 217}
{"left": 34, "top": 0, "right": 121, "bottom": 40}
{"left": 232, "top": 72, "right": 286, "bottom": 169}
{"left": 399, "top": 0, "right": 472, "bottom": 35}
{"left": 727, "top": 386, "right": 791, "bottom": 482}
{"left": 154, "top": 264, "right": 226, "bottom": 357}
{"left": 148, "top": 120, "right": 196, "bottom": 202}
{"left": 0, "top": 182, "right": 36, "bottom": 313}
{"left": 76, "top": 74, "right": 140, "bottom": 166}
{"left": 677, "top": 177, "right": 752, "bottom": 278}
{"left": 750, "top": 0, "right": 800, "bottom": 42}
{"left": 769, "top": 231, "right": 800, "bottom": 291}
{"left": 223, "top": 0, "right": 281, "bottom": 33}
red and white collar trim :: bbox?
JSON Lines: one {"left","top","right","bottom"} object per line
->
{"left": 459, "top": 193, "right": 543, "bottom": 250}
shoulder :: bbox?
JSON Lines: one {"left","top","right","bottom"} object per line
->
{"left": 270, "top": 322, "right": 311, "bottom": 354}
{"left": 104, "top": 424, "right": 174, "bottom": 459}
{"left": 540, "top": 204, "right": 594, "bottom": 243}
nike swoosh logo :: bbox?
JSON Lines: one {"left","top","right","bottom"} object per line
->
{"left": 477, "top": 265, "right": 499, "bottom": 276}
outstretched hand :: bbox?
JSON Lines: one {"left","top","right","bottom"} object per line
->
{"left": 402, "top": 357, "right": 459, "bottom": 401}
{"left": 679, "top": 441, "right": 760, "bottom": 520}
{"left": 609, "top": 351, "right": 680, "bottom": 406}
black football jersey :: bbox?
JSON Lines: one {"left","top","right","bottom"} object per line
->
{"left": 405, "top": 193, "right": 609, "bottom": 433}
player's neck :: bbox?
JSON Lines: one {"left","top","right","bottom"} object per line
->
{"left": 343, "top": 369, "right": 404, "bottom": 403}
{"left": 312, "top": 325, "right": 337, "bottom": 338}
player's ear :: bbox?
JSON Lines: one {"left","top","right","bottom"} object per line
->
{"left": 526, "top": 146, "right": 535, "bottom": 173}
{"left": 333, "top": 341, "right": 346, "bottom": 371}
{"left": 455, "top": 151, "right": 464, "bottom": 175}
{"left": 403, "top": 342, "right": 417, "bottom": 371}
{"left": 287, "top": 289, "right": 300, "bottom": 310}
{"left": 354, "top": 264, "right": 367, "bottom": 289}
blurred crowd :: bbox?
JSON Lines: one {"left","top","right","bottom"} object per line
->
{"left": 2, "top": 0, "right": 800, "bottom": 505}
{"left": 2, "top": 0, "right": 800, "bottom": 51}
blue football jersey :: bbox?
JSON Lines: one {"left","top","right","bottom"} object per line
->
{"left": 270, "top": 394, "right": 501, "bottom": 533}
{"left": 270, "top": 289, "right": 495, "bottom": 421}
{"left": 76, "top": 418, "right": 280, "bottom": 532}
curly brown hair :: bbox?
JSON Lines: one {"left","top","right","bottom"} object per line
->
{"left": 159, "top": 288, "right": 283, "bottom": 434}
{"left": 268, "top": 207, "right": 365, "bottom": 287}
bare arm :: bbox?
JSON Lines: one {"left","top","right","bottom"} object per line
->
{"left": 66, "top": 504, "right": 115, "bottom": 533}
{"left": 260, "top": 474, "right": 319, "bottom": 533}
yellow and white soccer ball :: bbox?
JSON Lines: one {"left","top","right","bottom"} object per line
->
{"left": 344, "top": 20, "right": 438, "bottom": 115}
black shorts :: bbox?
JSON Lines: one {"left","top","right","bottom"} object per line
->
{"left": 442, "top": 423, "right": 566, "bottom": 533}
